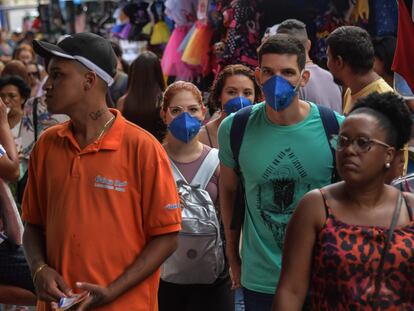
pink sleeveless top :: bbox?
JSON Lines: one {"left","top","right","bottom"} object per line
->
{"left": 170, "top": 144, "right": 218, "bottom": 204}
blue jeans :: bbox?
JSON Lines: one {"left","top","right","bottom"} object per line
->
{"left": 234, "top": 287, "right": 245, "bottom": 311}
{"left": 243, "top": 288, "right": 274, "bottom": 311}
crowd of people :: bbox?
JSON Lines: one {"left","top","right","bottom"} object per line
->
{"left": 0, "top": 14, "right": 413, "bottom": 311}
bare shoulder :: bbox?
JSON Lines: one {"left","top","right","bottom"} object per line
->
{"left": 293, "top": 188, "right": 326, "bottom": 230}
{"left": 299, "top": 188, "right": 324, "bottom": 209}
{"left": 214, "top": 163, "right": 220, "bottom": 178}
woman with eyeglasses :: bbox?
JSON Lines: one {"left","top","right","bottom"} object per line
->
{"left": 26, "top": 62, "right": 42, "bottom": 98}
{"left": 158, "top": 81, "right": 233, "bottom": 311}
{"left": 273, "top": 92, "right": 414, "bottom": 310}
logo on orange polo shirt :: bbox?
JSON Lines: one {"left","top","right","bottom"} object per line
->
{"left": 94, "top": 175, "right": 127, "bottom": 192}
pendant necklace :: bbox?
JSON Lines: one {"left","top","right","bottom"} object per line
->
{"left": 96, "top": 114, "right": 115, "bottom": 141}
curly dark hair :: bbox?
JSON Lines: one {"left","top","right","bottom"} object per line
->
{"left": 350, "top": 92, "right": 412, "bottom": 150}
{"left": 0, "top": 75, "right": 31, "bottom": 100}
{"left": 208, "top": 64, "right": 262, "bottom": 112}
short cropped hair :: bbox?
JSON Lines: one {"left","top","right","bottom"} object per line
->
{"left": 276, "top": 19, "right": 308, "bottom": 48}
{"left": 258, "top": 34, "right": 306, "bottom": 71}
{"left": 327, "top": 26, "right": 374, "bottom": 75}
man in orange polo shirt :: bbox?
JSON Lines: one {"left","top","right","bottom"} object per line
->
{"left": 21, "top": 33, "right": 181, "bottom": 311}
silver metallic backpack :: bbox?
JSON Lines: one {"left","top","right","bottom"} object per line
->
{"left": 161, "top": 148, "right": 225, "bottom": 284}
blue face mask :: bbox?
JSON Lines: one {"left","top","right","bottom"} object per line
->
{"left": 223, "top": 96, "right": 252, "bottom": 114}
{"left": 168, "top": 112, "right": 201, "bottom": 143}
{"left": 262, "top": 75, "right": 300, "bottom": 111}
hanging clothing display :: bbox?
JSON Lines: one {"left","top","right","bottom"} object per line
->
{"left": 162, "top": 0, "right": 199, "bottom": 80}
{"left": 165, "top": 0, "right": 198, "bottom": 27}
{"left": 350, "top": 0, "right": 369, "bottom": 24}
{"left": 312, "top": 1, "right": 353, "bottom": 65}
{"left": 108, "top": 0, "right": 398, "bottom": 81}
{"left": 180, "top": 0, "right": 213, "bottom": 76}
{"left": 149, "top": 1, "right": 171, "bottom": 46}
{"left": 181, "top": 22, "right": 213, "bottom": 67}
{"left": 162, "top": 25, "right": 194, "bottom": 78}
{"left": 373, "top": 0, "right": 398, "bottom": 36}
{"left": 220, "top": 0, "right": 260, "bottom": 68}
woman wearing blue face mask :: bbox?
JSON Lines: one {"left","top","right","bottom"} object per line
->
{"left": 159, "top": 81, "right": 233, "bottom": 311}
{"left": 199, "top": 64, "right": 262, "bottom": 148}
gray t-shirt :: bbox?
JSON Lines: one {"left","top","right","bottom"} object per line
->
{"left": 299, "top": 63, "right": 342, "bottom": 113}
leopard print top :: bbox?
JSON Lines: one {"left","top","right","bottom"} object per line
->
{"left": 310, "top": 190, "right": 414, "bottom": 310}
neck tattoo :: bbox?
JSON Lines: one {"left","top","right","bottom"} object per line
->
{"left": 89, "top": 108, "right": 108, "bottom": 120}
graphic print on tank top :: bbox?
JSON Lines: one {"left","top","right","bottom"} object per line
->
{"left": 256, "top": 147, "right": 312, "bottom": 251}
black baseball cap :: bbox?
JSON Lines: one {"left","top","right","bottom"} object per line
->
{"left": 33, "top": 32, "right": 117, "bottom": 86}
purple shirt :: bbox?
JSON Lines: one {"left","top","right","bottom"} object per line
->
{"left": 299, "top": 63, "right": 343, "bottom": 113}
{"left": 171, "top": 144, "right": 219, "bottom": 204}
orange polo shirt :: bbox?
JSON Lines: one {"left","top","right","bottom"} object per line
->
{"left": 22, "top": 109, "right": 181, "bottom": 311}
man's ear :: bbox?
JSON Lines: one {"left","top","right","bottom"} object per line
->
{"left": 84, "top": 71, "right": 97, "bottom": 91}
{"left": 255, "top": 67, "right": 262, "bottom": 86}
{"left": 306, "top": 39, "right": 311, "bottom": 53}
{"left": 299, "top": 69, "right": 310, "bottom": 87}
{"left": 335, "top": 55, "right": 344, "bottom": 70}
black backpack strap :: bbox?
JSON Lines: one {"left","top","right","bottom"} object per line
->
{"left": 230, "top": 105, "right": 253, "bottom": 170}
{"left": 317, "top": 105, "right": 340, "bottom": 182}
{"left": 229, "top": 105, "right": 252, "bottom": 230}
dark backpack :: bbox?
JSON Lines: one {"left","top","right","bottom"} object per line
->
{"left": 229, "top": 104, "right": 340, "bottom": 230}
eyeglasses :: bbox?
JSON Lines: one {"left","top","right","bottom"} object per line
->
{"left": 167, "top": 105, "right": 202, "bottom": 117}
{"left": 329, "top": 134, "right": 392, "bottom": 153}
